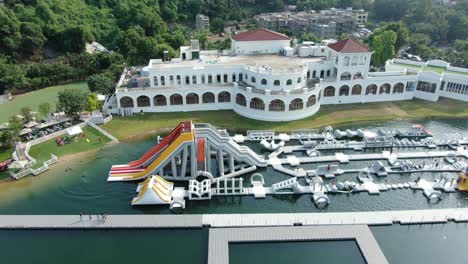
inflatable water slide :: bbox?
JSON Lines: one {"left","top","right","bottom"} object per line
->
{"left": 107, "top": 121, "right": 194, "bottom": 181}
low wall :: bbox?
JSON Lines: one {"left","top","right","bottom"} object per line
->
{"left": 447, "top": 65, "right": 468, "bottom": 74}
{"left": 393, "top": 59, "right": 425, "bottom": 67}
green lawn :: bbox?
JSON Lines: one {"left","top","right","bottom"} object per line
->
{"left": 0, "top": 82, "right": 89, "bottom": 123}
{"left": 28, "top": 126, "right": 110, "bottom": 167}
{"left": 0, "top": 147, "right": 13, "bottom": 162}
{"left": 102, "top": 98, "right": 468, "bottom": 141}
{"left": 393, "top": 62, "right": 468, "bottom": 76}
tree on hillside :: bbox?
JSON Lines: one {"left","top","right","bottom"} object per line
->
{"left": 87, "top": 73, "right": 115, "bottom": 95}
{"left": 0, "top": 58, "right": 27, "bottom": 94}
{"left": 370, "top": 30, "right": 397, "bottom": 67}
{"left": 38, "top": 102, "right": 51, "bottom": 119}
{"left": 61, "top": 26, "right": 94, "bottom": 53}
{"left": 20, "top": 22, "right": 46, "bottom": 55}
{"left": 0, "top": 7, "right": 22, "bottom": 56}
{"left": 373, "top": 0, "right": 411, "bottom": 21}
{"left": 57, "top": 89, "right": 88, "bottom": 119}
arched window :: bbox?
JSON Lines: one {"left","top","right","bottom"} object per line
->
{"left": 351, "top": 56, "right": 358, "bottom": 66}
{"left": 236, "top": 94, "right": 246, "bottom": 106}
{"left": 393, "top": 83, "right": 405, "bottom": 94}
{"left": 223, "top": 74, "right": 228, "bottom": 82}
{"left": 307, "top": 70, "right": 311, "bottom": 78}
{"left": 232, "top": 73, "right": 236, "bottom": 82}
{"left": 186, "top": 93, "right": 199, "bottom": 104}
{"left": 238, "top": 73, "right": 243, "bottom": 82}
{"left": 274, "top": 80, "right": 280, "bottom": 86}
{"left": 320, "top": 70, "right": 324, "bottom": 78}
{"left": 153, "top": 95, "right": 167, "bottom": 106}
{"left": 343, "top": 56, "right": 350, "bottom": 66}
{"left": 201, "top": 75, "right": 206, "bottom": 84}
{"left": 120, "top": 96, "right": 134, "bottom": 108}
{"left": 353, "top": 72, "right": 363, "bottom": 80}
{"left": 185, "top": 75, "right": 190, "bottom": 84}
{"left": 218, "top": 91, "right": 231, "bottom": 103}
{"left": 351, "top": 85, "right": 362, "bottom": 95}
{"left": 202, "top": 92, "right": 215, "bottom": 103}
{"left": 324, "top": 86, "right": 335, "bottom": 97}
{"left": 286, "top": 79, "right": 292, "bottom": 85}
{"left": 297, "top": 77, "right": 301, "bottom": 83}
{"left": 326, "top": 69, "right": 331, "bottom": 77}
{"left": 312, "top": 70, "right": 317, "bottom": 78}
{"left": 289, "top": 98, "right": 303, "bottom": 111}
{"left": 192, "top": 75, "right": 197, "bottom": 84}
{"left": 306, "top": 95, "right": 317, "bottom": 107}
{"left": 366, "top": 84, "right": 377, "bottom": 95}
{"left": 339, "top": 85, "right": 350, "bottom": 96}
{"left": 251, "top": 77, "right": 256, "bottom": 83}
{"left": 250, "top": 97, "right": 265, "bottom": 110}
{"left": 269, "top": 99, "right": 285, "bottom": 111}
{"left": 379, "top": 83, "right": 391, "bottom": 94}
{"left": 170, "top": 94, "right": 183, "bottom": 105}
{"left": 340, "top": 72, "right": 351, "bottom": 81}
{"left": 169, "top": 76, "right": 174, "bottom": 85}
{"left": 176, "top": 75, "right": 181, "bottom": 85}
{"left": 208, "top": 74, "right": 213, "bottom": 84}
{"left": 136, "top": 96, "right": 150, "bottom": 107}
{"left": 160, "top": 76, "right": 165, "bottom": 86}
{"left": 261, "top": 79, "right": 267, "bottom": 85}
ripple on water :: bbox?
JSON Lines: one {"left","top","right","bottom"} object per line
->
{"left": 0, "top": 118, "right": 467, "bottom": 214}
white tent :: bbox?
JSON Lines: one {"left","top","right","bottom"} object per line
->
{"left": 66, "top": 126, "right": 83, "bottom": 136}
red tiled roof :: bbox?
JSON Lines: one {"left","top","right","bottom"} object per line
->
{"left": 231, "top": 28, "right": 290, "bottom": 41}
{"left": 327, "top": 38, "right": 370, "bottom": 53}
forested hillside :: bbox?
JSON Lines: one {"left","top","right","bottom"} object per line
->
{"left": 0, "top": 0, "right": 467, "bottom": 95}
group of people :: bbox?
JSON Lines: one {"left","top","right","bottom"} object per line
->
{"left": 79, "top": 212, "right": 107, "bottom": 222}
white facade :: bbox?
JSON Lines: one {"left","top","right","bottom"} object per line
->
{"left": 105, "top": 37, "right": 468, "bottom": 122}
{"left": 232, "top": 39, "right": 290, "bottom": 55}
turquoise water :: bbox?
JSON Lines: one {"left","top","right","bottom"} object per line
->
{"left": 0, "top": 118, "right": 467, "bottom": 214}
{"left": 230, "top": 240, "right": 365, "bottom": 264}
{"left": 372, "top": 222, "right": 468, "bottom": 264}
{"left": 1, "top": 223, "right": 468, "bottom": 264}
{"left": 0, "top": 229, "right": 208, "bottom": 264}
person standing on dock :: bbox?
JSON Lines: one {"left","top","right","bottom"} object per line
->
{"left": 80, "top": 212, "right": 83, "bottom": 221}
{"left": 89, "top": 214, "right": 92, "bottom": 220}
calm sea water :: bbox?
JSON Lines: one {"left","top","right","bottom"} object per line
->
{"left": 0, "top": 118, "right": 467, "bottom": 215}
{"left": 0, "top": 118, "right": 467, "bottom": 264}
{"left": 1, "top": 223, "right": 468, "bottom": 264}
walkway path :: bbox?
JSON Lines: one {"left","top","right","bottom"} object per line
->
{"left": 208, "top": 225, "right": 388, "bottom": 264}
{"left": 0, "top": 208, "right": 467, "bottom": 229}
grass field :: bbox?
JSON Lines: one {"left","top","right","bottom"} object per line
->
{"left": 102, "top": 98, "right": 468, "bottom": 141}
{"left": 0, "top": 82, "right": 89, "bottom": 123}
{"left": 28, "top": 126, "right": 110, "bottom": 167}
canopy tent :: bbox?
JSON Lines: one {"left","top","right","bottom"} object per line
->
{"left": 66, "top": 126, "right": 83, "bottom": 136}
{"left": 8, "top": 160, "right": 29, "bottom": 169}
{"left": 24, "top": 121, "right": 39, "bottom": 128}
{"left": 19, "top": 128, "right": 32, "bottom": 136}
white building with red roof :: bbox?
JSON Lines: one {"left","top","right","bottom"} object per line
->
{"left": 105, "top": 29, "right": 468, "bottom": 121}
{"left": 231, "top": 28, "right": 291, "bottom": 55}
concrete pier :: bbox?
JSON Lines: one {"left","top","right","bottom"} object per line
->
{"left": 208, "top": 225, "right": 388, "bottom": 264}
{"left": 0, "top": 208, "right": 468, "bottom": 229}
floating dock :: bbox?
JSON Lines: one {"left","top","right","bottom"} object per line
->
{"left": 208, "top": 225, "right": 388, "bottom": 264}
{"left": 1, "top": 208, "right": 468, "bottom": 229}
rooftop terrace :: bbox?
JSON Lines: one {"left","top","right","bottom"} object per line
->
{"left": 151, "top": 54, "right": 323, "bottom": 74}
{"left": 389, "top": 60, "right": 468, "bottom": 77}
